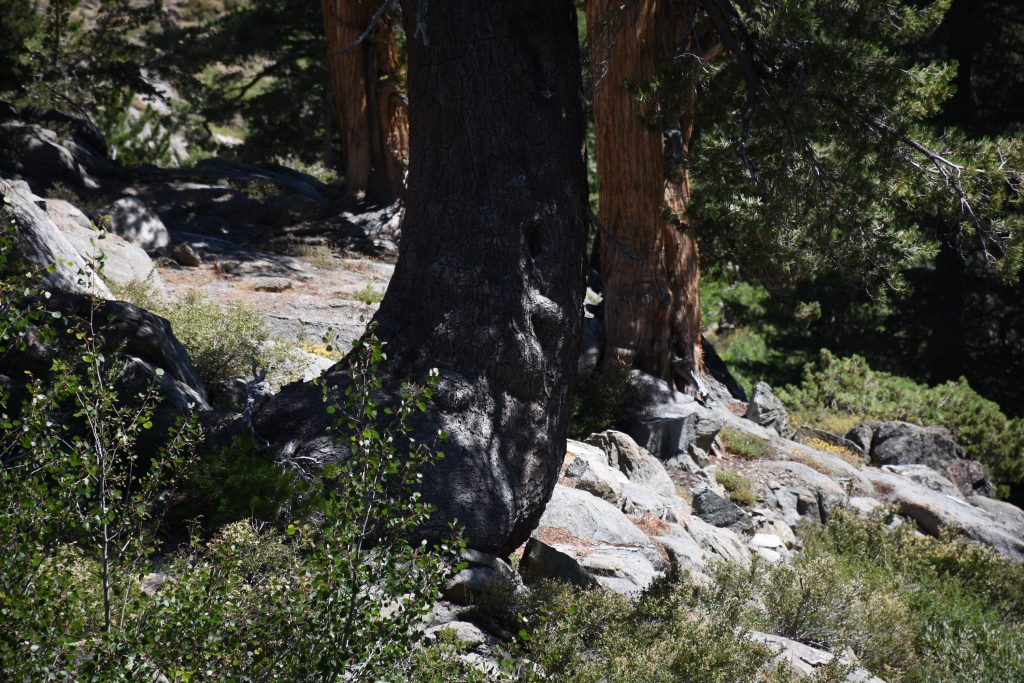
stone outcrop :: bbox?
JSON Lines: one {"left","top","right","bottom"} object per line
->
{"left": 625, "top": 371, "right": 723, "bottom": 469}
{"left": 1, "top": 177, "right": 111, "bottom": 297}
{"left": 45, "top": 198, "right": 160, "bottom": 288}
{"left": 848, "top": 421, "right": 994, "bottom": 498}
{"left": 533, "top": 406, "right": 1024, "bottom": 599}
{"left": 745, "top": 381, "right": 790, "bottom": 436}
{"left": 93, "top": 197, "right": 170, "bottom": 252}
{"left": 750, "top": 631, "right": 886, "bottom": 682}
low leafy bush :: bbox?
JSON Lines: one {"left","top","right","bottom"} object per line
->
{"left": 171, "top": 431, "right": 303, "bottom": 535}
{"left": 780, "top": 350, "right": 1024, "bottom": 495}
{"left": 1, "top": 236, "right": 461, "bottom": 680}
{"left": 460, "top": 573, "right": 783, "bottom": 683}
{"left": 1, "top": 304, "right": 202, "bottom": 678}
{"left": 352, "top": 282, "right": 384, "bottom": 305}
{"left": 112, "top": 280, "right": 296, "bottom": 388}
{"left": 798, "top": 510, "right": 1024, "bottom": 682}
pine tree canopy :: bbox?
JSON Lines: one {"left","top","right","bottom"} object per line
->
{"left": 620, "top": 0, "right": 1024, "bottom": 291}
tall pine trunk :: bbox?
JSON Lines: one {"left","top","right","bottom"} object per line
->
{"left": 587, "top": 0, "right": 703, "bottom": 389}
{"left": 261, "top": 0, "right": 589, "bottom": 555}
{"left": 322, "top": 0, "right": 408, "bottom": 204}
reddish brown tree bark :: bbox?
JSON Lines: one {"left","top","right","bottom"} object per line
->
{"left": 587, "top": 0, "right": 703, "bottom": 390}
{"left": 321, "top": 0, "right": 408, "bottom": 204}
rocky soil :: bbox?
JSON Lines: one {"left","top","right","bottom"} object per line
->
{"left": 2, "top": 104, "right": 400, "bottom": 381}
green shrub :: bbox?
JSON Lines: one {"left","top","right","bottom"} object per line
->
{"left": 720, "top": 427, "right": 769, "bottom": 459}
{"left": 475, "top": 573, "right": 777, "bottom": 683}
{"left": 112, "top": 280, "right": 296, "bottom": 388}
{"left": 750, "top": 510, "right": 1024, "bottom": 682}
{"left": 569, "top": 363, "right": 642, "bottom": 440}
{"left": 0, "top": 213, "right": 49, "bottom": 365}
{"left": 1, "top": 234, "right": 461, "bottom": 681}
{"left": 1, "top": 299, "right": 201, "bottom": 679}
{"left": 352, "top": 282, "right": 384, "bottom": 305}
{"left": 715, "top": 469, "right": 757, "bottom": 506}
{"left": 780, "top": 350, "right": 1024, "bottom": 495}
{"left": 171, "top": 431, "right": 303, "bottom": 535}
{"left": 97, "top": 91, "right": 176, "bottom": 167}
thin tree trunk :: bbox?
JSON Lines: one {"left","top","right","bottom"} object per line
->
{"left": 260, "top": 0, "right": 589, "bottom": 555}
{"left": 587, "top": 0, "right": 703, "bottom": 390}
{"left": 321, "top": 0, "right": 408, "bottom": 204}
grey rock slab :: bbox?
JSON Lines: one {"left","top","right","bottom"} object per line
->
{"left": 43, "top": 197, "right": 91, "bottom": 231}
{"left": 850, "top": 421, "right": 994, "bottom": 498}
{"left": 444, "top": 550, "right": 516, "bottom": 604}
{"left": 754, "top": 546, "right": 783, "bottom": 563}
{"left": 716, "top": 405, "right": 777, "bottom": 441}
{"left": 683, "top": 515, "right": 751, "bottom": 566}
{"left": 743, "top": 460, "right": 850, "bottom": 528}
{"left": 48, "top": 200, "right": 160, "bottom": 288}
{"left": 95, "top": 197, "right": 170, "bottom": 252}
{"left": 782, "top": 441, "right": 875, "bottom": 495}
{"left": 748, "top": 510, "right": 800, "bottom": 548}
{"left": 536, "top": 485, "right": 661, "bottom": 552}
{"left": 745, "top": 381, "right": 790, "bottom": 436}
{"left": 577, "top": 546, "right": 664, "bottom": 596}
{"left": 750, "top": 632, "right": 886, "bottom": 682}
{"left": 123, "top": 356, "right": 207, "bottom": 413}
{"left": 884, "top": 464, "right": 965, "bottom": 500}
{"left": 848, "top": 496, "right": 884, "bottom": 516}
{"left": 563, "top": 439, "right": 627, "bottom": 505}
{"left": 652, "top": 524, "right": 710, "bottom": 576}
{"left": 619, "top": 482, "right": 689, "bottom": 522}
{"left": 526, "top": 485, "right": 667, "bottom": 595}
{"left": 692, "top": 488, "right": 753, "bottom": 532}
{"left": 425, "top": 601, "right": 468, "bottom": 629}
{"left": 519, "top": 538, "right": 599, "bottom": 590}
{"left": 284, "top": 349, "right": 336, "bottom": 383}
{"left": 563, "top": 438, "right": 689, "bottom": 520}
{"left": 0, "top": 122, "right": 101, "bottom": 190}
{"left": 186, "top": 157, "right": 330, "bottom": 205}
{"left": 1, "top": 177, "right": 111, "bottom": 297}
{"left": 863, "top": 467, "right": 1024, "bottom": 560}
{"left": 968, "top": 494, "right": 1024, "bottom": 531}
{"left": 750, "top": 533, "right": 785, "bottom": 548}
{"left": 45, "top": 293, "right": 208, "bottom": 406}
{"left": 626, "top": 372, "right": 724, "bottom": 463}
{"left": 172, "top": 231, "right": 309, "bottom": 279}
{"left": 426, "top": 621, "right": 490, "bottom": 649}
{"left": 586, "top": 430, "right": 678, "bottom": 498}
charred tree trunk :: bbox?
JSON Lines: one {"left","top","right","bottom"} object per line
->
{"left": 260, "top": 0, "right": 589, "bottom": 555}
{"left": 321, "top": 0, "right": 408, "bottom": 204}
{"left": 587, "top": 0, "right": 703, "bottom": 390}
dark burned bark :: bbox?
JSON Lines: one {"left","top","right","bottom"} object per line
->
{"left": 257, "top": 0, "right": 588, "bottom": 555}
